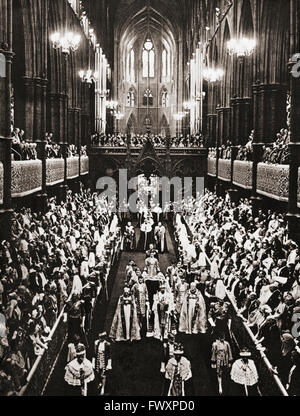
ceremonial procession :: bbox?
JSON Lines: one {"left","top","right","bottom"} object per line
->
{"left": 1, "top": 0, "right": 300, "bottom": 404}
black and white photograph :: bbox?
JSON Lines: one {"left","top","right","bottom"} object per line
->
{"left": 0, "top": 0, "right": 300, "bottom": 403}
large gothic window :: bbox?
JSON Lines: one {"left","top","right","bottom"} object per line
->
{"left": 162, "top": 48, "right": 171, "bottom": 81}
{"left": 127, "top": 89, "right": 135, "bottom": 107}
{"left": 142, "top": 39, "right": 155, "bottom": 78}
{"left": 162, "top": 49, "right": 167, "bottom": 79}
{"left": 143, "top": 88, "right": 153, "bottom": 106}
{"left": 162, "top": 89, "right": 168, "bottom": 107}
{"left": 126, "top": 48, "right": 135, "bottom": 83}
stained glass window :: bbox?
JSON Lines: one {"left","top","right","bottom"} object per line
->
{"left": 162, "top": 49, "right": 167, "bottom": 79}
{"left": 142, "top": 39, "right": 155, "bottom": 78}
{"left": 127, "top": 48, "right": 135, "bottom": 83}
{"left": 162, "top": 89, "right": 168, "bottom": 107}
{"left": 143, "top": 89, "right": 153, "bottom": 106}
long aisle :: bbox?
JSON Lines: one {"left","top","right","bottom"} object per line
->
{"left": 45, "top": 223, "right": 216, "bottom": 396}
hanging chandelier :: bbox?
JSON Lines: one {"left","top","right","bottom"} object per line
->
{"left": 115, "top": 112, "right": 125, "bottom": 121}
{"left": 183, "top": 101, "right": 196, "bottom": 110}
{"left": 96, "top": 88, "right": 110, "bottom": 97}
{"left": 79, "top": 69, "right": 98, "bottom": 84}
{"left": 227, "top": 38, "right": 256, "bottom": 57}
{"left": 203, "top": 68, "right": 224, "bottom": 83}
{"left": 50, "top": 31, "right": 81, "bottom": 54}
{"left": 196, "top": 92, "right": 206, "bottom": 101}
{"left": 106, "top": 101, "right": 118, "bottom": 110}
{"left": 173, "top": 112, "right": 185, "bottom": 121}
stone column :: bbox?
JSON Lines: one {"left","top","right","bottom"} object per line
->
{"left": 251, "top": 82, "right": 264, "bottom": 216}
{"left": 256, "top": 83, "right": 287, "bottom": 143}
{"left": 59, "top": 141, "right": 68, "bottom": 202}
{"left": 215, "top": 107, "right": 222, "bottom": 196}
{"left": 0, "top": 0, "right": 13, "bottom": 240}
{"left": 35, "top": 136, "right": 48, "bottom": 212}
{"left": 287, "top": 0, "right": 300, "bottom": 241}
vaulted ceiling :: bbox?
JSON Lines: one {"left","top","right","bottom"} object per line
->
{"left": 111, "top": 0, "right": 184, "bottom": 61}
{"left": 113, "top": 0, "right": 183, "bottom": 42}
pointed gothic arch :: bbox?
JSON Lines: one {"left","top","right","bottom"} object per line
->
{"left": 126, "top": 112, "right": 137, "bottom": 135}
{"left": 159, "top": 114, "right": 170, "bottom": 138}
{"left": 239, "top": 0, "right": 254, "bottom": 37}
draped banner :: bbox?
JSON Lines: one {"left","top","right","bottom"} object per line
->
{"left": 257, "top": 163, "right": 289, "bottom": 202}
{"left": 81, "top": 156, "right": 89, "bottom": 175}
{"left": 67, "top": 156, "right": 79, "bottom": 179}
{"left": 298, "top": 168, "right": 300, "bottom": 208}
{"left": 12, "top": 160, "right": 42, "bottom": 197}
{"left": 46, "top": 159, "right": 65, "bottom": 186}
{"left": 218, "top": 159, "right": 231, "bottom": 182}
{"left": 233, "top": 161, "right": 253, "bottom": 190}
{"left": 0, "top": 162, "right": 3, "bottom": 204}
{"left": 207, "top": 157, "right": 217, "bottom": 177}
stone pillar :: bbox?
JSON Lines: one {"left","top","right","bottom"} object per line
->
{"left": 228, "top": 145, "right": 240, "bottom": 203}
{"left": 35, "top": 136, "right": 48, "bottom": 212}
{"left": 49, "top": 92, "right": 66, "bottom": 143}
{"left": 67, "top": 108, "right": 75, "bottom": 144}
{"left": 251, "top": 82, "right": 264, "bottom": 216}
{"left": 59, "top": 141, "right": 68, "bottom": 202}
{"left": 256, "top": 83, "right": 287, "bottom": 143}
{"left": 0, "top": 0, "right": 13, "bottom": 240}
{"left": 223, "top": 107, "right": 231, "bottom": 141}
{"left": 215, "top": 107, "right": 222, "bottom": 195}
{"left": 34, "top": 77, "right": 43, "bottom": 140}
{"left": 206, "top": 114, "right": 217, "bottom": 148}
{"left": 231, "top": 97, "right": 252, "bottom": 145}
{"left": 287, "top": 0, "right": 300, "bottom": 241}
{"left": 21, "top": 76, "right": 35, "bottom": 138}
{"left": 41, "top": 78, "right": 48, "bottom": 138}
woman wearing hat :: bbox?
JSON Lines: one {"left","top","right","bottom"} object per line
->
{"left": 230, "top": 348, "right": 259, "bottom": 396}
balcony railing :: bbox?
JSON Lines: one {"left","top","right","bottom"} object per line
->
{"left": 11, "top": 160, "right": 42, "bottom": 198}
{"left": 81, "top": 156, "right": 89, "bottom": 175}
{"left": 92, "top": 145, "right": 206, "bottom": 156}
{"left": 0, "top": 162, "right": 3, "bottom": 204}
{"left": 257, "top": 163, "right": 289, "bottom": 202}
{"left": 67, "top": 156, "right": 80, "bottom": 179}
{"left": 0, "top": 157, "right": 89, "bottom": 205}
{"left": 46, "top": 159, "right": 65, "bottom": 186}
{"left": 218, "top": 159, "right": 231, "bottom": 182}
{"left": 298, "top": 168, "right": 300, "bottom": 209}
{"left": 233, "top": 160, "right": 253, "bottom": 190}
{"left": 207, "top": 157, "right": 217, "bottom": 177}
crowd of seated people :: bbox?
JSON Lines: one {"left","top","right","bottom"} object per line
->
{"left": 174, "top": 191, "right": 300, "bottom": 394}
{"left": 0, "top": 190, "right": 121, "bottom": 396}
{"left": 170, "top": 135, "right": 204, "bottom": 148}
{"left": 207, "top": 144, "right": 232, "bottom": 160}
{"left": 261, "top": 129, "right": 290, "bottom": 165}
{"left": 11, "top": 130, "right": 87, "bottom": 161}
{"left": 91, "top": 133, "right": 205, "bottom": 149}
